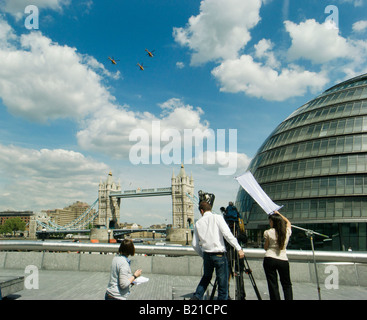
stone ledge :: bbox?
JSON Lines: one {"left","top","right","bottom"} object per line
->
{"left": 1, "top": 251, "right": 366, "bottom": 287}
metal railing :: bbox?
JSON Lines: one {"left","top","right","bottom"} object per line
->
{"left": 1, "top": 240, "right": 366, "bottom": 264}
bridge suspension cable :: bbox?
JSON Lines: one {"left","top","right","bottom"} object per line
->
{"left": 35, "top": 199, "right": 99, "bottom": 231}
{"left": 60, "top": 199, "right": 98, "bottom": 229}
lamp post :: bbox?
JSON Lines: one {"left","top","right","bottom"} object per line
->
{"left": 292, "top": 225, "right": 328, "bottom": 300}
{"left": 41, "top": 228, "right": 47, "bottom": 241}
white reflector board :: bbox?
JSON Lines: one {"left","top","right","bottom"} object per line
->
{"left": 235, "top": 171, "right": 282, "bottom": 215}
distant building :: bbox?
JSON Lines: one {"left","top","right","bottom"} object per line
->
{"left": 236, "top": 73, "right": 367, "bottom": 251}
{"left": 149, "top": 224, "right": 167, "bottom": 229}
{"left": 0, "top": 211, "right": 34, "bottom": 231}
{"left": 46, "top": 201, "right": 95, "bottom": 227}
{"left": 120, "top": 222, "right": 142, "bottom": 229}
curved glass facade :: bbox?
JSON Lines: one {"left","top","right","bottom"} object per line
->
{"left": 236, "top": 74, "right": 367, "bottom": 251}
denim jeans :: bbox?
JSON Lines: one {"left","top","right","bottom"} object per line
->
{"left": 193, "top": 252, "right": 229, "bottom": 300}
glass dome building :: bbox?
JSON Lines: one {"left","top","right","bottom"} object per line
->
{"left": 236, "top": 73, "right": 367, "bottom": 251}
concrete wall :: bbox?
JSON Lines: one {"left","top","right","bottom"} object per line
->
{"left": 1, "top": 251, "right": 366, "bottom": 287}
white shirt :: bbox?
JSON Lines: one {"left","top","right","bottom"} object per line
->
{"left": 192, "top": 211, "right": 242, "bottom": 258}
{"left": 264, "top": 227, "right": 292, "bottom": 261}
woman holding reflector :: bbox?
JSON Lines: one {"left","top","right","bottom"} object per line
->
{"left": 263, "top": 211, "right": 293, "bottom": 300}
{"left": 235, "top": 172, "right": 292, "bottom": 299}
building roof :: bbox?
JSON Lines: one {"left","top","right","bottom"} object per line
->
{"left": 0, "top": 211, "right": 34, "bottom": 217}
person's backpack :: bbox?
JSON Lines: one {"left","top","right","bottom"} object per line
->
{"left": 225, "top": 205, "right": 238, "bottom": 221}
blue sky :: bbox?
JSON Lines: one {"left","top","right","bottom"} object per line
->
{"left": 0, "top": 0, "right": 366, "bottom": 227}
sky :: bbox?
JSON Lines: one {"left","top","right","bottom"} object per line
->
{"left": 0, "top": 0, "right": 367, "bottom": 227}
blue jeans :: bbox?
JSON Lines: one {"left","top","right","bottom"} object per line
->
{"left": 193, "top": 252, "right": 229, "bottom": 300}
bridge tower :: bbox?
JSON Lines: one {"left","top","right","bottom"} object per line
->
{"left": 171, "top": 164, "right": 194, "bottom": 228}
{"left": 97, "top": 172, "right": 121, "bottom": 228}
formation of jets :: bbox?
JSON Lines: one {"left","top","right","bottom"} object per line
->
{"left": 107, "top": 48, "right": 155, "bottom": 71}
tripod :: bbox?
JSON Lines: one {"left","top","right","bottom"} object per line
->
{"left": 292, "top": 225, "right": 329, "bottom": 300}
{"left": 210, "top": 223, "right": 262, "bottom": 300}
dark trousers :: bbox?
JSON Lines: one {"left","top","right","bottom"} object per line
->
{"left": 263, "top": 257, "right": 293, "bottom": 300}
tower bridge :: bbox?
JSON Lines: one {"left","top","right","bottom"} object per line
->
{"left": 31, "top": 165, "right": 195, "bottom": 242}
{"left": 96, "top": 165, "right": 194, "bottom": 230}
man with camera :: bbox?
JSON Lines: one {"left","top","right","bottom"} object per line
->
{"left": 191, "top": 200, "right": 245, "bottom": 300}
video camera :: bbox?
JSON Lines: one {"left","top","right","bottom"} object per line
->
{"left": 198, "top": 190, "right": 215, "bottom": 207}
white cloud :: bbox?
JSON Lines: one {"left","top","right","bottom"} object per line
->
{"left": 173, "top": 2, "right": 333, "bottom": 101}
{"left": 173, "top": 1, "right": 367, "bottom": 102}
{"left": 210, "top": 18, "right": 367, "bottom": 101}
{"left": 77, "top": 98, "right": 209, "bottom": 159}
{"left": 173, "top": 0, "right": 262, "bottom": 65}
{"left": 338, "top": 39, "right": 367, "bottom": 79}
{"left": 254, "top": 39, "right": 280, "bottom": 69}
{"left": 0, "top": 0, "right": 70, "bottom": 19}
{"left": 285, "top": 19, "right": 352, "bottom": 64}
{"left": 158, "top": 98, "right": 207, "bottom": 130}
{"left": 0, "top": 141, "right": 249, "bottom": 224}
{"left": 176, "top": 61, "right": 185, "bottom": 69}
{"left": 0, "top": 144, "right": 109, "bottom": 211}
{"left": 76, "top": 97, "right": 251, "bottom": 176}
{"left": 353, "top": 20, "right": 367, "bottom": 32}
{"left": 0, "top": 18, "right": 16, "bottom": 48}
{"left": 194, "top": 151, "right": 252, "bottom": 176}
{"left": 212, "top": 55, "right": 328, "bottom": 101}
{"left": 284, "top": 19, "right": 367, "bottom": 80}
{"left": 0, "top": 19, "right": 120, "bottom": 123}
{"left": 0, "top": 17, "right": 243, "bottom": 176}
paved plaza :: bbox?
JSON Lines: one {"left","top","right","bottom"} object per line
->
{"left": 2, "top": 268, "right": 366, "bottom": 300}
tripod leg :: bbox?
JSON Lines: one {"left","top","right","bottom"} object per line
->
{"left": 232, "top": 224, "right": 240, "bottom": 300}
{"left": 243, "top": 254, "right": 262, "bottom": 300}
{"left": 235, "top": 254, "right": 243, "bottom": 300}
{"left": 233, "top": 222, "right": 261, "bottom": 300}
{"left": 210, "top": 278, "right": 217, "bottom": 300}
{"left": 233, "top": 223, "right": 246, "bottom": 300}
{"left": 236, "top": 257, "right": 246, "bottom": 300}
{"left": 225, "top": 237, "right": 235, "bottom": 299}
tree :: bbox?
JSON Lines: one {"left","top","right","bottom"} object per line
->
{"left": 2, "top": 217, "right": 26, "bottom": 236}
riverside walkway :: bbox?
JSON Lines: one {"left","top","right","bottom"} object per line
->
{"left": 1, "top": 240, "right": 367, "bottom": 301}
{"left": 1, "top": 268, "right": 367, "bottom": 300}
